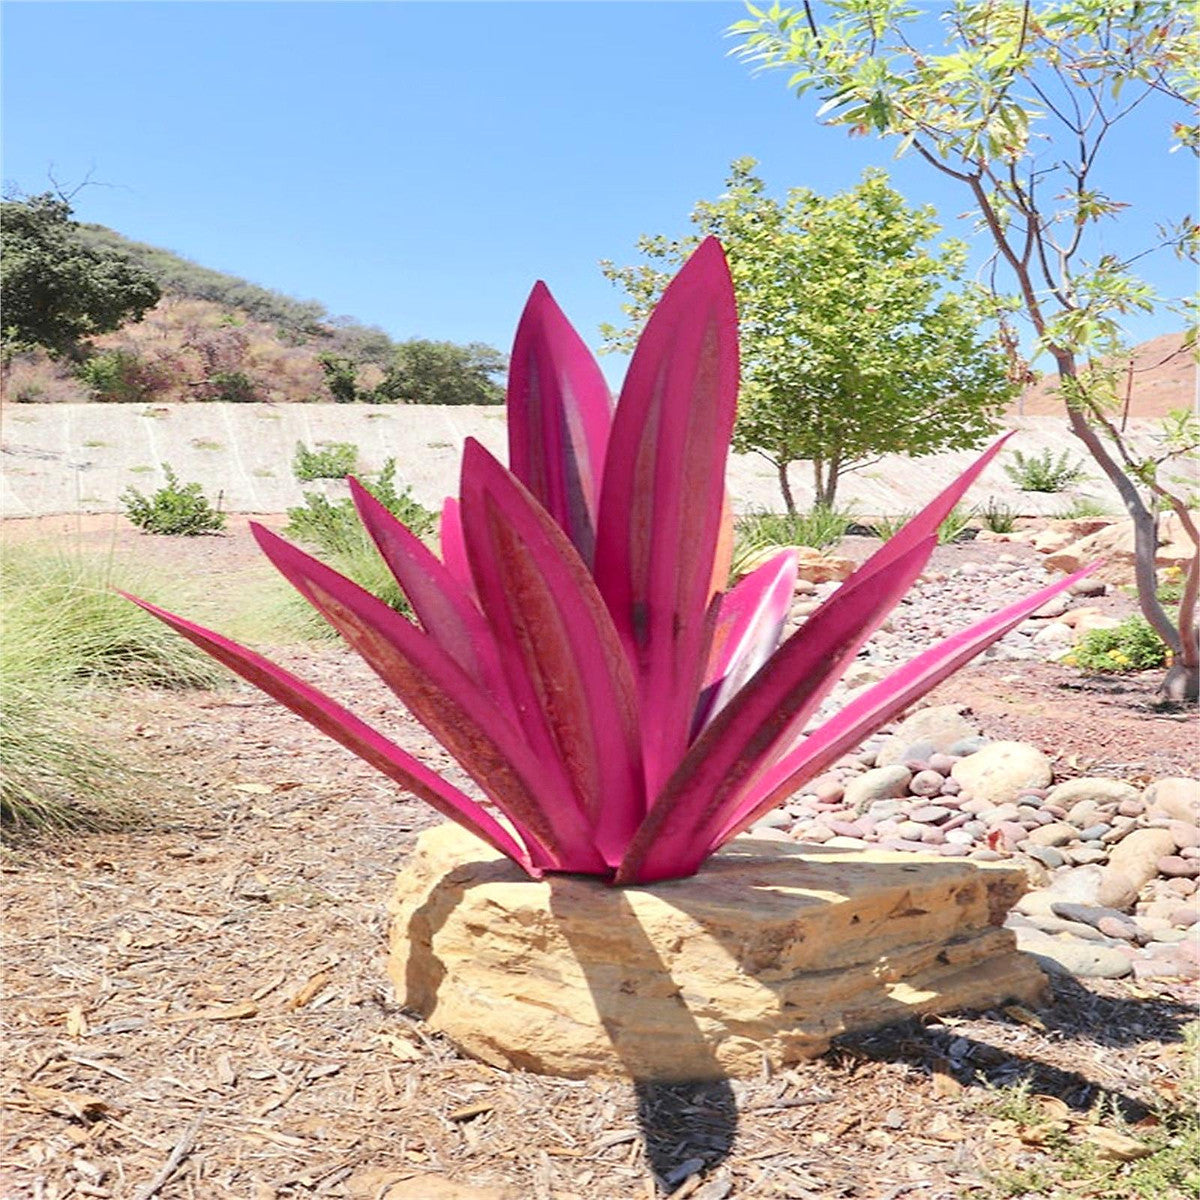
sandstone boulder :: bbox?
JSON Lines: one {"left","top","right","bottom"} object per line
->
{"left": 1044, "top": 511, "right": 1197, "bottom": 583}
{"left": 951, "top": 742, "right": 1053, "bottom": 805}
{"left": 389, "top": 823, "right": 1045, "bottom": 1081}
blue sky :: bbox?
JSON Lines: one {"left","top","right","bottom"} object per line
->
{"left": 3, "top": 1, "right": 1195, "bottom": 384}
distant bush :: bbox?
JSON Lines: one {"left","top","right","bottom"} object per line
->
{"left": 1066, "top": 616, "right": 1168, "bottom": 673}
{"left": 377, "top": 339, "right": 508, "bottom": 405}
{"left": 206, "top": 369, "right": 260, "bottom": 403}
{"left": 293, "top": 441, "right": 359, "bottom": 481}
{"left": 121, "top": 464, "right": 226, "bottom": 535}
{"left": 318, "top": 354, "right": 360, "bottom": 403}
{"left": 1004, "top": 448, "right": 1087, "bottom": 492}
{"left": 76, "top": 349, "right": 166, "bottom": 403}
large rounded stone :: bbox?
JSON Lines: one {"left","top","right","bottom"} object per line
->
{"left": 1047, "top": 778, "right": 1141, "bottom": 811}
{"left": 843, "top": 765, "right": 913, "bottom": 810}
{"left": 951, "top": 742, "right": 1053, "bottom": 805}
{"left": 389, "top": 823, "right": 1045, "bottom": 1081}
{"left": 1143, "top": 778, "right": 1200, "bottom": 824}
{"left": 1098, "top": 828, "right": 1177, "bottom": 911}
{"left": 874, "top": 707, "right": 979, "bottom": 768}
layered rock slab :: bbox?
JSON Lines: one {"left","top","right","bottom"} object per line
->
{"left": 388, "top": 823, "right": 1046, "bottom": 1080}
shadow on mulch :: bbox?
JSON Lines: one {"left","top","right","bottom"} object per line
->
{"left": 830, "top": 972, "right": 1195, "bottom": 1124}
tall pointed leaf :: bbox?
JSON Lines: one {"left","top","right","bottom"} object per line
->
{"left": 695, "top": 548, "right": 798, "bottom": 730}
{"left": 349, "top": 477, "right": 512, "bottom": 709}
{"left": 616, "top": 538, "right": 933, "bottom": 884}
{"left": 592, "top": 237, "right": 739, "bottom": 798}
{"left": 459, "top": 440, "right": 645, "bottom": 866}
{"left": 439, "top": 497, "right": 476, "bottom": 602}
{"left": 250, "top": 524, "right": 606, "bottom": 873}
{"left": 507, "top": 282, "right": 613, "bottom": 564}
{"left": 711, "top": 563, "right": 1100, "bottom": 848}
{"left": 120, "top": 593, "right": 536, "bottom": 873}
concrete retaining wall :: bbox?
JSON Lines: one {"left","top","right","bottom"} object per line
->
{"left": 0, "top": 402, "right": 1159, "bottom": 518}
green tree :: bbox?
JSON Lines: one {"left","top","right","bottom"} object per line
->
{"left": 731, "top": 0, "right": 1199, "bottom": 699}
{"left": 1, "top": 194, "right": 160, "bottom": 358}
{"left": 377, "top": 339, "right": 507, "bottom": 405}
{"left": 601, "top": 161, "right": 1012, "bottom": 509}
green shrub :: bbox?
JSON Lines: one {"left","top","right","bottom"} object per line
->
{"left": 76, "top": 349, "right": 164, "bottom": 403}
{"left": 318, "top": 353, "right": 360, "bottom": 403}
{"left": 978, "top": 498, "right": 1018, "bottom": 533}
{"left": 285, "top": 458, "right": 435, "bottom": 554}
{"left": 121, "top": 464, "right": 226, "bottom": 535}
{"left": 206, "top": 369, "right": 260, "bottom": 403}
{"left": 292, "top": 440, "right": 359, "bottom": 481}
{"left": 1004, "top": 447, "right": 1088, "bottom": 492}
{"left": 282, "top": 459, "right": 436, "bottom": 628}
{"left": 1067, "top": 616, "right": 1168, "bottom": 673}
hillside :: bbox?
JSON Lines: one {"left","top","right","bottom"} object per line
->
{"left": 1, "top": 221, "right": 504, "bottom": 407}
{"left": 1012, "top": 331, "right": 1196, "bottom": 419}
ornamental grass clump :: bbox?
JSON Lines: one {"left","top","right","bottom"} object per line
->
{"left": 127, "top": 240, "right": 1091, "bottom": 884}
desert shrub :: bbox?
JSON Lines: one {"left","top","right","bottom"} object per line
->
{"left": 0, "top": 545, "right": 226, "bottom": 829}
{"left": 1004, "top": 448, "right": 1088, "bottom": 492}
{"left": 1067, "top": 616, "right": 1168, "bottom": 673}
{"left": 978, "top": 498, "right": 1018, "bottom": 533}
{"left": 292, "top": 440, "right": 359, "bottom": 481}
{"left": 867, "top": 511, "right": 915, "bottom": 542}
{"left": 121, "top": 464, "right": 226, "bottom": 535}
{"left": 76, "top": 349, "right": 166, "bottom": 403}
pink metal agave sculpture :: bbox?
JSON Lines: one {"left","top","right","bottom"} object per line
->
{"left": 127, "top": 239, "right": 1090, "bottom": 884}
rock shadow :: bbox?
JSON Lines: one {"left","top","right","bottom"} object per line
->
{"left": 547, "top": 883, "right": 738, "bottom": 1190}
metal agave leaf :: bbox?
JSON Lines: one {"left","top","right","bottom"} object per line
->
{"left": 127, "top": 238, "right": 1090, "bottom": 884}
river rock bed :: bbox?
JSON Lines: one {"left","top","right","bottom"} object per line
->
{"left": 748, "top": 555, "right": 1198, "bottom": 984}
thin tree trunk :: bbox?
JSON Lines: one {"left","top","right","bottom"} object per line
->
{"left": 778, "top": 460, "right": 796, "bottom": 515}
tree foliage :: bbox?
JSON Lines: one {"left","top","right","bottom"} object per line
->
{"left": 602, "top": 161, "right": 1011, "bottom": 508}
{"left": 730, "top": 0, "right": 1200, "bottom": 698}
{"left": 2, "top": 194, "right": 161, "bottom": 357}
{"left": 377, "top": 339, "right": 507, "bottom": 405}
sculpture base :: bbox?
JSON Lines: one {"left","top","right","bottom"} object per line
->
{"left": 388, "top": 823, "right": 1046, "bottom": 1080}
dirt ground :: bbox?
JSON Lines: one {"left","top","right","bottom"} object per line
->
{"left": 2, "top": 518, "right": 1197, "bottom": 1200}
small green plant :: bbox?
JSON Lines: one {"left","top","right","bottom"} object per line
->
{"left": 1057, "top": 496, "right": 1112, "bottom": 519}
{"left": 128, "top": 464, "right": 154, "bottom": 474}
{"left": 1156, "top": 565, "right": 1185, "bottom": 607}
{"left": 978, "top": 498, "right": 1017, "bottom": 533}
{"left": 121, "top": 464, "right": 226, "bottom": 536}
{"left": 936, "top": 503, "right": 977, "bottom": 544}
{"left": 867, "top": 511, "right": 915, "bottom": 542}
{"left": 734, "top": 504, "right": 853, "bottom": 556}
{"left": 292, "top": 440, "right": 359, "bottom": 482}
{"left": 1004, "top": 447, "right": 1088, "bottom": 493}
{"left": 190, "top": 437, "right": 223, "bottom": 451}
{"left": 1066, "top": 616, "right": 1169, "bottom": 673}
{"left": 82, "top": 439, "right": 110, "bottom": 448}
